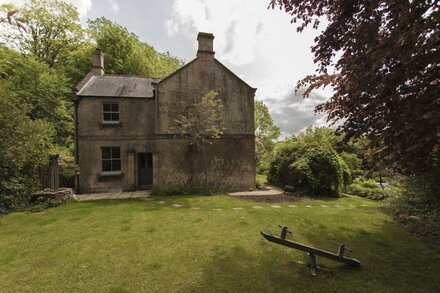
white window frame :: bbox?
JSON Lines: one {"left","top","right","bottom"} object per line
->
{"left": 102, "top": 102, "right": 119, "bottom": 124}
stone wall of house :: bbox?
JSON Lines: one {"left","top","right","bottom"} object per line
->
{"left": 77, "top": 97, "right": 155, "bottom": 137}
{"left": 155, "top": 138, "right": 255, "bottom": 190}
{"left": 155, "top": 38, "right": 256, "bottom": 190}
{"left": 76, "top": 97, "right": 156, "bottom": 193}
{"left": 156, "top": 57, "right": 255, "bottom": 136}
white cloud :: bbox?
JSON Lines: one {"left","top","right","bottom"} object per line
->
{"left": 0, "top": 0, "right": 92, "bottom": 18}
{"left": 66, "top": 0, "right": 92, "bottom": 18}
{"left": 108, "top": 0, "right": 119, "bottom": 13}
{"left": 166, "top": 0, "right": 272, "bottom": 66}
{"left": 263, "top": 88, "right": 328, "bottom": 137}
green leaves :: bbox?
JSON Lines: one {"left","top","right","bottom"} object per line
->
{"left": 1, "top": 47, "right": 72, "bottom": 146}
{"left": 267, "top": 126, "right": 364, "bottom": 196}
{"left": 0, "top": 84, "right": 55, "bottom": 211}
{"left": 269, "top": 141, "right": 349, "bottom": 197}
{"left": 1, "top": 0, "right": 86, "bottom": 67}
{"left": 172, "top": 90, "right": 225, "bottom": 149}
{"left": 255, "top": 100, "right": 280, "bottom": 172}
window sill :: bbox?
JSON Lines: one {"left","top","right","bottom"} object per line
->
{"left": 101, "top": 171, "right": 122, "bottom": 176}
{"left": 98, "top": 172, "right": 124, "bottom": 181}
{"left": 101, "top": 121, "right": 122, "bottom": 127}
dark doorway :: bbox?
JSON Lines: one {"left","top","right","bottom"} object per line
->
{"left": 138, "top": 153, "right": 153, "bottom": 188}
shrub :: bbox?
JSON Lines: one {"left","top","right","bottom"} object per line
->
{"left": 59, "top": 152, "right": 77, "bottom": 188}
{"left": 348, "top": 180, "right": 386, "bottom": 200}
{"left": 0, "top": 175, "right": 38, "bottom": 214}
{"left": 347, "top": 179, "right": 401, "bottom": 200}
{"left": 268, "top": 142, "right": 350, "bottom": 196}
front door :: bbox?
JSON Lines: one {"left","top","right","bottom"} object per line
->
{"left": 138, "top": 153, "right": 153, "bottom": 188}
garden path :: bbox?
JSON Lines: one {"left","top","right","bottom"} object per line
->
{"left": 75, "top": 190, "right": 150, "bottom": 201}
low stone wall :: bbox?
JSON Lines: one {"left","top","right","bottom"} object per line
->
{"left": 31, "top": 188, "right": 74, "bottom": 204}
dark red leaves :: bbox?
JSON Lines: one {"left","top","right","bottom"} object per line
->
{"left": 270, "top": 0, "right": 440, "bottom": 174}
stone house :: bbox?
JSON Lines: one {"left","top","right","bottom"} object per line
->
{"left": 73, "top": 32, "right": 256, "bottom": 193}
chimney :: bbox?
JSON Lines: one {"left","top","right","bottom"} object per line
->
{"left": 197, "top": 32, "right": 214, "bottom": 58}
{"left": 92, "top": 49, "right": 104, "bottom": 75}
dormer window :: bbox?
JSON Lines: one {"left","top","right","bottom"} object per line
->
{"left": 103, "top": 103, "right": 119, "bottom": 123}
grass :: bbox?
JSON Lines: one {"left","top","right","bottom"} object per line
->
{"left": 0, "top": 195, "right": 439, "bottom": 292}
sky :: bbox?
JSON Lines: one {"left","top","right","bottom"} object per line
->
{"left": 5, "top": 0, "right": 334, "bottom": 137}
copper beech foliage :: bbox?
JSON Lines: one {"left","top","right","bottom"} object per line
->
{"left": 270, "top": 0, "right": 439, "bottom": 174}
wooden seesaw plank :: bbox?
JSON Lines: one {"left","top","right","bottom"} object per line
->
{"left": 260, "top": 231, "right": 361, "bottom": 266}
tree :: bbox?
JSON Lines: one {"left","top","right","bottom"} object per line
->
{"left": 254, "top": 100, "right": 280, "bottom": 172}
{"left": 294, "top": 126, "right": 341, "bottom": 150}
{"left": 1, "top": 0, "right": 86, "bottom": 68}
{"left": 88, "top": 17, "right": 183, "bottom": 78}
{"left": 270, "top": 0, "right": 440, "bottom": 175}
{"left": 0, "top": 46, "right": 72, "bottom": 147}
{"left": 172, "top": 90, "right": 225, "bottom": 187}
{"left": 0, "top": 84, "right": 54, "bottom": 212}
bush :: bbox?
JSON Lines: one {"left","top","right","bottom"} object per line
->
{"left": 0, "top": 86, "right": 54, "bottom": 213}
{"left": 348, "top": 180, "right": 386, "bottom": 200}
{"left": 0, "top": 175, "right": 38, "bottom": 214}
{"left": 58, "top": 151, "right": 77, "bottom": 188}
{"left": 347, "top": 179, "right": 402, "bottom": 200}
{"left": 268, "top": 142, "right": 350, "bottom": 196}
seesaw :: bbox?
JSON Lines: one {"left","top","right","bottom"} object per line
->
{"left": 260, "top": 225, "right": 361, "bottom": 276}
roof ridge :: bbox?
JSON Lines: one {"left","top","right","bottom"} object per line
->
{"left": 76, "top": 74, "right": 156, "bottom": 98}
{"left": 101, "top": 74, "right": 161, "bottom": 80}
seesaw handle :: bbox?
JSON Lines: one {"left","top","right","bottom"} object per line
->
{"left": 278, "top": 224, "right": 292, "bottom": 234}
{"left": 332, "top": 241, "right": 352, "bottom": 252}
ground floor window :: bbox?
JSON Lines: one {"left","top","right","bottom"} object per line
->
{"left": 101, "top": 147, "right": 121, "bottom": 173}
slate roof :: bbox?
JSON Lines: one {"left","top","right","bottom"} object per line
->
{"left": 77, "top": 75, "right": 160, "bottom": 98}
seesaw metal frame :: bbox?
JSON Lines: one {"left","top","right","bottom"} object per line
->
{"left": 260, "top": 225, "right": 361, "bottom": 276}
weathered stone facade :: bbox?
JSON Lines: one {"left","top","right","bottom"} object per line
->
{"left": 74, "top": 32, "right": 256, "bottom": 193}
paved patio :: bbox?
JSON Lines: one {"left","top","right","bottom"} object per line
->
{"left": 227, "top": 185, "right": 284, "bottom": 197}
{"left": 75, "top": 190, "right": 151, "bottom": 201}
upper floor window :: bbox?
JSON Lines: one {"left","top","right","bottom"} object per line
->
{"left": 102, "top": 103, "right": 119, "bottom": 123}
{"left": 101, "top": 147, "right": 121, "bottom": 173}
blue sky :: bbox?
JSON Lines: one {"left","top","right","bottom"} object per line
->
{"left": 6, "top": 0, "right": 334, "bottom": 137}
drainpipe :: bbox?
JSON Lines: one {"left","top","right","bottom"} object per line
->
{"left": 73, "top": 93, "right": 80, "bottom": 194}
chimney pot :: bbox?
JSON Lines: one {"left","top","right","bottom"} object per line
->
{"left": 92, "top": 49, "right": 104, "bottom": 75}
{"left": 197, "top": 32, "right": 214, "bottom": 57}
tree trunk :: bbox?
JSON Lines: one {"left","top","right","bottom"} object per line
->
{"left": 202, "top": 142, "right": 208, "bottom": 190}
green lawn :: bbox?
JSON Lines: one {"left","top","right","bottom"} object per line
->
{"left": 1, "top": 195, "right": 439, "bottom": 292}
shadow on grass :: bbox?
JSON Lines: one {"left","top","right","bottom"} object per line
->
{"left": 192, "top": 221, "right": 440, "bottom": 292}
{"left": 72, "top": 194, "right": 218, "bottom": 211}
